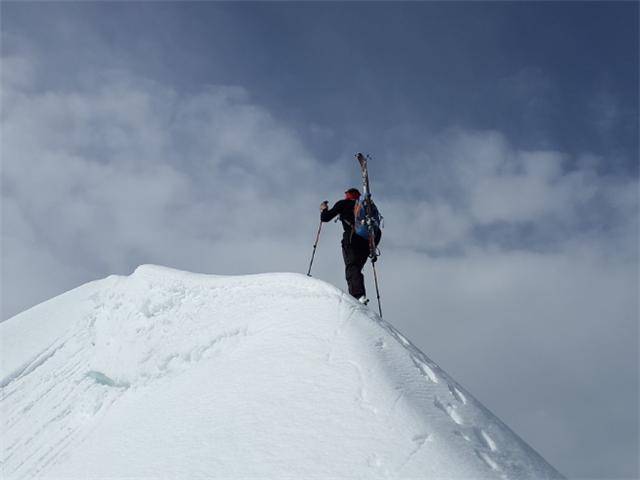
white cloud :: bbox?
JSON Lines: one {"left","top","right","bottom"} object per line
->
{"left": 382, "top": 200, "right": 471, "bottom": 250}
{"left": 1, "top": 56, "right": 345, "bottom": 318}
{"left": 469, "top": 150, "right": 568, "bottom": 224}
{"left": 376, "top": 128, "right": 637, "bottom": 256}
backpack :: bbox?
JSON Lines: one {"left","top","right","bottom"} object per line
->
{"left": 353, "top": 197, "right": 382, "bottom": 240}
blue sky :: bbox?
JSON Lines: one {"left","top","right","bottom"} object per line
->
{"left": 2, "top": 2, "right": 638, "bottom": 478}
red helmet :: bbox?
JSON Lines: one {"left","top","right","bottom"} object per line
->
{"left": 344, "top": 188, "right": 361, "bottom": 200}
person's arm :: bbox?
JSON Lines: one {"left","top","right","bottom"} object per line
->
{"left": 320, "top": 199, "right": 345, "bottom": 222}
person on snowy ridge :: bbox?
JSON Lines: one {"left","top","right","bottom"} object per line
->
{"left": 320, "top": 188, "right": 381, "bottom": 304}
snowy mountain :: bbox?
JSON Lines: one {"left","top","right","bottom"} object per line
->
{"left": 1, "top": 265, "right": 563, "bottom": 479}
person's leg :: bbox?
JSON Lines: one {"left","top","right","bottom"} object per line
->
{"left": 353, "top": 246, "right": 369, "bottom": 297}
{"left": 342, "top": 241, "right": 366, "bottom": 298}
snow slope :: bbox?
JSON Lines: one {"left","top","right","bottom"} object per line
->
{"left": 1, "top": 265, "right": 563, "bottom": 479}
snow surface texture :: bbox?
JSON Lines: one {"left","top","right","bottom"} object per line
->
{"left": 1, "top": 265, "right": 563, "bottom": 479}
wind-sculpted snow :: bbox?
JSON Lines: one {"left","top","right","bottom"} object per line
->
{"left": 1, "top": 265, "right": 563, "bottom": 479}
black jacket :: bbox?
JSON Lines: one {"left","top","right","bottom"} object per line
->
{"left": 321, "top": 199, "right": 356, "bottom": 235}
{"left": 321, "top": 199, "right": 375, "bottom": 249}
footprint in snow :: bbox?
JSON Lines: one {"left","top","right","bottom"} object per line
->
{"left": 454, "top": 430, "right": 472, "bottom": 442}
{"left": 366, "top": 453, "right": 383, "bottom": 468}
{"left": 434, "top": 395, "right": 463, "bottom": 425}
{"left": 473, "top": 427, "right": 498, "bottom": 452}
{"left": 394, "top": 331, "right": 410, "bottom": 346}
{"left": 412, "top": 433, "right": 431, "bottom": 445}
{"left": 85, "top": 371, "right": 130, "bottom": 389}
{"left": 475, "top": 449, "right": 501, "bottom": 472}
{"left": 411, "top": 356, "right": 439, "bottom": 383}
{"left": 448, "top": 383, "right": 467, "bottom": 404}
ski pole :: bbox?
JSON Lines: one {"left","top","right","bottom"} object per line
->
{"left": 306, "top": 220, "right": 323, "bottom": 277}
{"left": 371, "top": 259, "right": 383, "bottom": 318}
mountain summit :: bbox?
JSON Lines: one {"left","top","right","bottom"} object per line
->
{"left": 1, "top": 265, "right": 563, "bottom": 479}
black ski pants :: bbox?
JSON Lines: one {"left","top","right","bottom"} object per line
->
{"left": 341, "top": 237, "right": 370, "bottom": 299}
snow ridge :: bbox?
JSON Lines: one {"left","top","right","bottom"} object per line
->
{"left": 1, "top": 265, "right": 563, "bottom": 479}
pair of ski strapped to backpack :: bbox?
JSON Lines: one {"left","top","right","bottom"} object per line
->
{"left": 333, "top": 153, "right": 383, "bottom": 259}
{"left": 354, "top": 153, "right": 382, "bottom": 262}
{"left": 355, "top": 152, "right": 383, "bottom": 317}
